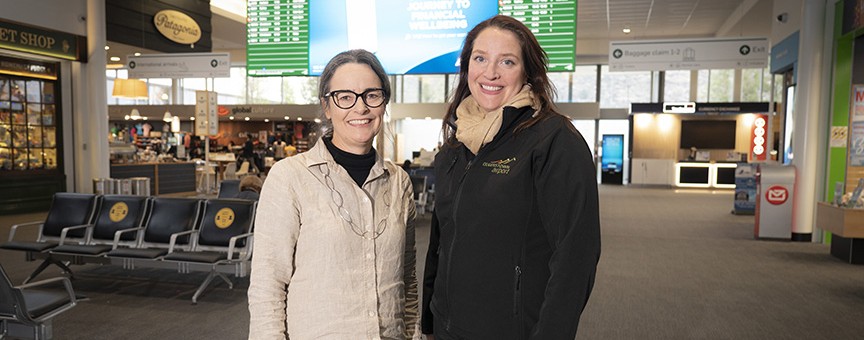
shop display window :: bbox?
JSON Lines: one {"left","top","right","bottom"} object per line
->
{"left": 0, "top": 74, "right": 59, "bottom": 172}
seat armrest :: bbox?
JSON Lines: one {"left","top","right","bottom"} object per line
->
{"left": 8, "top": 221, "right": 44, "bottom": 242}
{"left": 112, "top": 227, "right": 146, "bottom": 250}
{"left": 227, "top": 233, "right": 254, "bottom": 260}
{"left": 17, "top": 276, "right": 77, "bottom": 322}
{"left": 168, "top": 230, "right": 199, "bottom": 254}
{"left": 59, "top": 224, "right": 94, "bottom": 246}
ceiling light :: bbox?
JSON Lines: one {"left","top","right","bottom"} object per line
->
{"left": 162, "top": 111, "right": 173, "bottom": 122}
{"left": 244, "top": 117, "right": 250, "bottom": 121}
{"left": 284, "top": 116, "right": 290, "bottom": 120}
{"left": 129, "top": 109, "right": 141, "bottom": 120}
{"left": 297, "top": 117, "right": 303, "bottom": 121}
{"left": 104, "top": 45, "right": 110, "bottom": 50}
{"left": 425, "top": 117, "right": 431, "bottom": 120}
{"left": 110, "top": 56, "right": 120, "bottom": 62}
{"left": 190, "top": 116, "right": 195, "bottom": 121}
{"left": 264, "top": 118, "right": 269, "bottom": 122}
{"left": 313, "top": 118, "right": 321, "bottom": 123}
{"left": 229, "top": 116, "right": 235, "bottom": 120}
{"left": 134, "top": 52, "right": 141, "bottom": 56}
{"left": 112, "top": 78, "right": 148, "bottom": 98}
{"left": 623, "top": 25, "right": 631, "bottom": 34}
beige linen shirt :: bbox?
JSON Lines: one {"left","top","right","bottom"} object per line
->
{"left": 248, "top": 140, "right": 418, "bottom": 339}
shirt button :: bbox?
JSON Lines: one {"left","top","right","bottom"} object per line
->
{"left": 368, "top": 310, "right": 375, "bottom": 317}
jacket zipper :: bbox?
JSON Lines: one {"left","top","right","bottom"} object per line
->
{"left": 444, "top": 153, "right": 477, "bottom": 332}
{"left": 513, "top": 265, "right": 522, "bottom": 315}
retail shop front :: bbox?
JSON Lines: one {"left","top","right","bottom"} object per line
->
{"left": 0, "top": 18, "right": 86, "bottom": 214}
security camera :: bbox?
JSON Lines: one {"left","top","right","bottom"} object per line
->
{"left": 776, "top": 13, "right": 788, "bottom": 23}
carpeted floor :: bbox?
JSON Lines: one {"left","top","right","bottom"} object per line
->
{"left": 2, "top": 185, "right": 864, "bottom": 339}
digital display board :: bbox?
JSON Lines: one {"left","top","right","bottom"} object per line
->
{"left": 247, "top": 0, "right": 577, "bottom": 76}
{"left": 499, "top": 0, "right": 577, "bottom": 72}
{"left": 247, "top": 0, "right": 310, "bottom": 76}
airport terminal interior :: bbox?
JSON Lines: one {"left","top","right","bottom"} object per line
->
{"left": 3, "top": 0, "right": 864, "bottom": 339}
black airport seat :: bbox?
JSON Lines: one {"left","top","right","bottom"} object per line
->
{"left": 162, "top": 198, "right": 256, "bottom": 303}
{"left": 1, "top": 193, "right": 100, "bottom": 283}
{"left": 106, "top": 197, "right": 203, "bottom": 261}
{"left": 0, "top": 263, "right": 77, "bottom": 339}
{"left": 45, "top": 195, "right": 150, "bottom": 277}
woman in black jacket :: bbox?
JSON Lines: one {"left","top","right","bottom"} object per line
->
{"left": 421, "top": 15, "right": 601, "bottom": 340}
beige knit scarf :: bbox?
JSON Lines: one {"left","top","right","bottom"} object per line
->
{"left": 455, "top": 85, "right": 539, "bottom": 154}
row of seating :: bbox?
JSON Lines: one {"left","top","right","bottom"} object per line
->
{"left": 1, "top": 193, "right": 257, "bottom": 304}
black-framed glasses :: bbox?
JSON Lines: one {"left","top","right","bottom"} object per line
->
{"left": 323, "top": 88, "right": 387, "bottom": 109}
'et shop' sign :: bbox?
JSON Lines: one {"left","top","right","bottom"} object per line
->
{"left": 0, "top": 19, "right": 85, "bottom": 61}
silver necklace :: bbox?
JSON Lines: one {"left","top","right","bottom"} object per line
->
{"left": 319, "top": 163, "right": 390, "bottom": 240}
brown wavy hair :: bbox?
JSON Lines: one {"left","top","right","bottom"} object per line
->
{"left": 442, "top": 15, "right": 560, "bottom": 144}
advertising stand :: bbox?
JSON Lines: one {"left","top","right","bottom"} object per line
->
{"left": 754, "top": 164, "right": 796, "bottom": 239}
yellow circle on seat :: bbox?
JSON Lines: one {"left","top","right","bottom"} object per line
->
{"left": 109, "top": 202, "right": 129, "bottom": 222}
{"left": 214, "top": 208, "right": 235, "bottom": 229}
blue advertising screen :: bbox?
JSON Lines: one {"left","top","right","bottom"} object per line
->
{"left": 309, "top": 0, "right": 497, "bottom": 75}
{"left": 601, "top": 134, "right": 624, "bottom": 172}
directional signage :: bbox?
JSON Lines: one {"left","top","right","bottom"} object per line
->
{"left": 127, "top": 53, "right": 230, "bottom": 79}
{"left": 609, "top": 37, "right": 768, "bottom": 72}
{"left": 195, "top": 90, "right": 218, "bottom": 136}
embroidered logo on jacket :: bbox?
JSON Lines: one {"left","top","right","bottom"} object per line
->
{"left": 482, "top": 157, "right": 515, "bottom": 175}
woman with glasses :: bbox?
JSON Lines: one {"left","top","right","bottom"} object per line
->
{"left": 249, "top": 49, "right": 418, "bottom": 339}
{"left": 421, "top": 15, "right": 601, "bottom": 339}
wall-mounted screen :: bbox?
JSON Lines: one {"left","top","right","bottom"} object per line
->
{"left": 247, "top": 0, "right": 576, "bottom": 76}
{"left": 679, "top": 120, "right": 737, "bottom": 149}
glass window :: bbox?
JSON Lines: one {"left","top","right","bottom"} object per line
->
{"left": 761, "top": 67, "right": 773, "bottom": 102}
{"left": 708, "top": 69, "right": 734, "bottom": 102}
{"left": 396, "top": 118, "right": 442, "bottom": 162}
{"left": 247, "top": 76, "right": 281, "bottom": 104}
{"left": 446, "top": 74, "right": 459, "bottom": 101}
{"left": 548, "top": 72, "right": 569, "bottom": 102}
{"left": 401, "top": 75, "right": 421, "bottom": 103}
{"left": 696, "top": 70, "right": 709, "bottom": 102}
{"left": 773, "top": 74, "right": 784, "bottom": 104}
{"left": 283, "top": 76, "right": 318, "bottom": 104}
{"left": 215, "top": 67, "right": 247, "bottom": 104}
{"left": 147, "top": 78, "right": 171, "bottom": 104}
{"left": 599, "top": 65, "right": 651, "bottom": 108}
{"left": 740, "top": 68, "right": 763, "bottom": 102}
{"left": 663, "top": 70, "right": 690, "bottom": 102}
{"left": 571, "top": 65, "right": 597, "bottom": 102}
{"left": 420, "top": 75, "right": 446, "bottom": 103}
{"left": 181, "top": 78, "right": 207, "bottom": 105}
{"left": 0, "top": 75, "right": 57, "bottom": 171}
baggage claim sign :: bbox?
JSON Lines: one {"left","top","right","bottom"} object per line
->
{"left": 609, "top": 37, "right": 768, "bottom": 72}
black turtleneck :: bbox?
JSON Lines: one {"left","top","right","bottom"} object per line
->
{"left": 323, "top": 137, "right": 376, "bottom": 187}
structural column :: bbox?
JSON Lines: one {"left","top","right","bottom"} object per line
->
{"left": 73, "top": 0, "right": 110, "bottom": 192}
{"left": 790, "top": 0, "right": 828, "bottom": 241}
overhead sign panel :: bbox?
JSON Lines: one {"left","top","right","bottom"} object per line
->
{"left": 609, "top": 37, "right": 769, "bottom": 72}
{"left": 127, "top": 53, "right": 230, "bottom": 79}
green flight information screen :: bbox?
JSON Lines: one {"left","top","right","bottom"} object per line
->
{"left": 247, "top": 0, "right": 310, "bottom": 76}
{"left": 499, "top": 0, "right": 577, "bottom": 72}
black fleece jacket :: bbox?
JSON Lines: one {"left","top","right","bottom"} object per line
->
{"left": 421, "top": 105, "right": 601, "bottom": 340}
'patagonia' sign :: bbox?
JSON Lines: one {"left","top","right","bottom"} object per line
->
{"left": 153, "top": 10, "right": 201, "bottom": 45}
